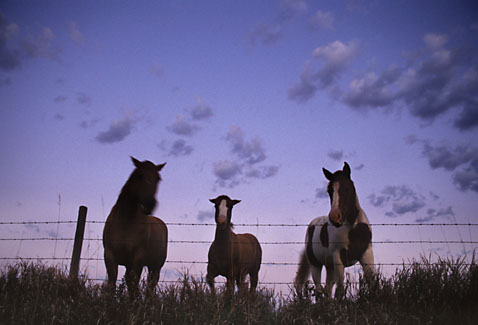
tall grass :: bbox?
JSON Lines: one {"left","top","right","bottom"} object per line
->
{"left": 1, "top": 256, "right": 477, "bottom": 324}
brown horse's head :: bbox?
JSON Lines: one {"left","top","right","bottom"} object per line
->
{"left": 209, "top": 195, "right": 241, "bottom": 229}
{"left": 323, "top": 162, "right": 359, "bottom": 227}
{"left": 127, "top": 156, "right": 166, "bottom": 215}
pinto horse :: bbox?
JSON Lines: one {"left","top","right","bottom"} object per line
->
{"left": 206, "top": 195, "right": 262, "bottom": 293}
{"left": 295, "top": 162, "right": 374, "bottom": 299}
{"left": 103, "top": 157, "right": 167, "bottom": 293}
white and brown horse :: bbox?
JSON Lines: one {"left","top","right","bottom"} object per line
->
{"left": 103, "top": 157, "right": 167, "bottom": 293}
{"left": 295, "top": 162, "right": 374, "bottom": 298}
{"left": 206, "top": 195, "right": 262, "bottom": 293}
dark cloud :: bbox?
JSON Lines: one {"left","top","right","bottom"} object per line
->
{"left": 159, "top": 139, "right": 194, "bottom": 157}
{"left": 289, "top": 40, "right": 359, "bottom": 103}
{"left": 342, "top": 33, "right": 478, "bottom": 131}
{"left": 190, "top": 104, "right": 213, "bottom": 121}
{"left": 54, "top": 113, "right": 64, "bottom": 121}
{"left": 213, "top": 160, "right": 242, "bottom": 188}
{"left": 368, "top": 185, "right": 426, "bottom": 217}
{"left": 167, "top": 114, "right": 199, "bottom": 137}
{"left": 420, "top": 142, "right": 478, "bottom": 193}
{"left": 226, "top": 126, "right": 266, "bottom": 165}
{"left": 95, "top": 115, "right": 136, "bottom": 144}
{"left": 213, "top": 126, "right": 279, "bottom": 188}
{"left": 197, "top": 210, "right": 214, "bottom": 222}
{"left": 416, "top": 206, "right": 453, "bottom": 223}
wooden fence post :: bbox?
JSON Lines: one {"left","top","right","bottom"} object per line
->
{"left": 69, "top": 205, "right": 87, "bottom": 277}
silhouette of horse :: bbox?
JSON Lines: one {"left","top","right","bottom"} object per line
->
{"left": 103, "top": 157, "right": 167, "bottom": 293}
{"left": 295, "top": 162, "right": 374, "bottom": 299}
{"left": 206, "top": 195, "right": 262, "bottom": 293}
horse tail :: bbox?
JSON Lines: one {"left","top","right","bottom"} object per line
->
{"left": 294, "top": 249, "right": 310, "bottom": 295}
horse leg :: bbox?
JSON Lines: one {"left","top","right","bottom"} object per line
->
{"left": 359, "top": 247, "right": 375, "bottom": 277}
{"left": 125, "top": 265, "right": 142, "bottom": 297}
{"left": 147, "top": 266, "right": 160, "bottom": 291}
{"left": 249, "top": 271, "right": 259, "bottom": 293}
{"left": 324, "top": 264, "right": 336, "bottom": 297}
{"left": 104, "top": 249, "right": 118, "bottom": 287}
{"left": 206, "top": 264, "right": 218, "bottom": 293}
{"left": 310, "top": 264, "right": 323, "bottom": 299}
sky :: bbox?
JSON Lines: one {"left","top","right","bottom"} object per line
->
{"left": 1, "top": 0, "right": 478, "bottom": 293}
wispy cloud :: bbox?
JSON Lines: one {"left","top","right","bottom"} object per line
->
{"left": 190, "top": 104, "right": 213, "bottom": 121}
{"left": 308, "top": 10, "right": 335, "bottom": 31}
{"left": 159, "top": 139, "right": 194, "bottom": 157}
{"left": 368, "top": 185, "right": 427, "bottom": 217}
{"left": 197, "top": 210, "right": 214, "bottom": 222}
{"left": 69, "top": 21, "right": 85, "bottom": 46}
{"left": 0, "top": 12, "right": 21, "bottom": 71}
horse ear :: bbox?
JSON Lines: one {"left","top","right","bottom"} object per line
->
{"left": 323, "top": 168, "right": 333, "bottom": 180}
{"left": 343, "top": 162, "right": 351, "bottom": 178}
{"left": 231, "top": 199, "right": 241, "bottom": 206}
{"left": 209, "top": 198, "right": 218, "bottom": 204}
{"left": 156, "top": 162, "right": 166, "bottom": 171}
{"left": 131, "top": 156, "right": 141, "bottom": 167}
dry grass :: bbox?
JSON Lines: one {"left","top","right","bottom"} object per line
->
{"left": 1, "top": 256, "right": 477, "bottom": 324}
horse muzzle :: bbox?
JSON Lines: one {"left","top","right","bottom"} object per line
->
{"left": 141, "top": 198, "right": 157, "bottom": 215}
{"left": 328, "top": 211, "right": 343, "bottom": 227}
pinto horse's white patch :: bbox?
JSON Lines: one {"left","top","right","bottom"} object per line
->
{"left": 217, "top": 199, "right": 228, "bottom": 224}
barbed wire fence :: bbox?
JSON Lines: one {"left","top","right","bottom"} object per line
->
{"left": 1, "top": 209, "right": 477, "bottom": 288}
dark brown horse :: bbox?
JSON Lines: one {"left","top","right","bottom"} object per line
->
{"left": 206, "top": 195, "right": 262, "bottom": 293}
{"left": 103, "top": 157, "right": 167, "bottom": 293}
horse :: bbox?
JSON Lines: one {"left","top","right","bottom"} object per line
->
{"left": 295, "top": 162, "right": 374, "bottom": 299}
{"left": 206, "top": 195, "right": 262, "bottom": 293}
{"left": 103, "top": 157, "right": 168, "bottom": 294}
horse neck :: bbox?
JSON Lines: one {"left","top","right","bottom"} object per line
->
{"left": 114, "top": 186, "right": 141, "bottom": 221}
{"left": 214, "top": 224, "right": 234, "bottom": 243}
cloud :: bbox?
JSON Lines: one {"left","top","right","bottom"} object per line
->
{"left": 213, "top": 160, "right": 242, "bottom": 188}
{"left": 368, "top": 185, "right": 426, "bottom": 217}
{"left": 77, "top": 92, "right": 92, "bottom": 106}
{"left": 54, "top": 95, "right": 67, "bottom": 103}
{"left": 95, "top": 114, "right": 137, "bottom": 144}
{"left": 289, "top": 40, "right": 359, "bottom": 103}
{"left": 328, "top": 149, "right": 344, "bottom": 161}
{"left": 69, "top": 21, "right": 85, "bottom": 46}
{"left": 278, "top": 0, "right": 308, "bottom": 21}
{"left": 190, "top": 104, "right": 213, "bottom": 121}
{"left": 167, "top": 114, "right": 200, "bottom": 137}
{"left": 342, "top": 33, "right": 478, "bottom": 130}
{"left": 159, "top": 139, "right": 194, "bottom": 157}
{"left": 213, "top": 126, "right": 279, "bottom": 188}
{"left": 226, "top": 126, "right": 267, "bottom": 164}
{"left": 308, "top": 10, "right": 335, "bottom": 31}
{"left": 418, "top": 141, "right": 478, "bottom": 193}
{"left": 0, "top": 12, "right": 21, "bottom": 71}
{"left": 21, "top": 26, "right": 61, "bottom": 61}
{"left": 151, "top": 61, "right": 165, "bottom": 77}
{"left": 197, "top": 210, "right": 214, "bottom": 222}
{"left": 416, "top": 206, "right": 453, "bottom": 223}
{"left": 248, "top": 23, "right": 283, "bottom": 46}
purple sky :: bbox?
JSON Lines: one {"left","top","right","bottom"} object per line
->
{"left": 1, "top": 0, "right": 477, "bottom": 292}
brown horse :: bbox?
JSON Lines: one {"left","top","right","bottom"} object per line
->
{"left": 206, "top": 195, "right": 262, "bottom": 293}
{"left": 103, "top": 157, "right": 167, "bottom": 293}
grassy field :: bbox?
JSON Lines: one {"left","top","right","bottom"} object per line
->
{"left": 1, "top": 257, "right": 477, "bottom": 324}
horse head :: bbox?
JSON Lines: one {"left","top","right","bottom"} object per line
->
{"left": 130, "top": 156, "right": 166, "bottom": 215}
{"left": 323, "top": 162, "right": 358, "bottom": 227}
{"left": 209, "top": 195, "right": 241, "bottom": 229}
